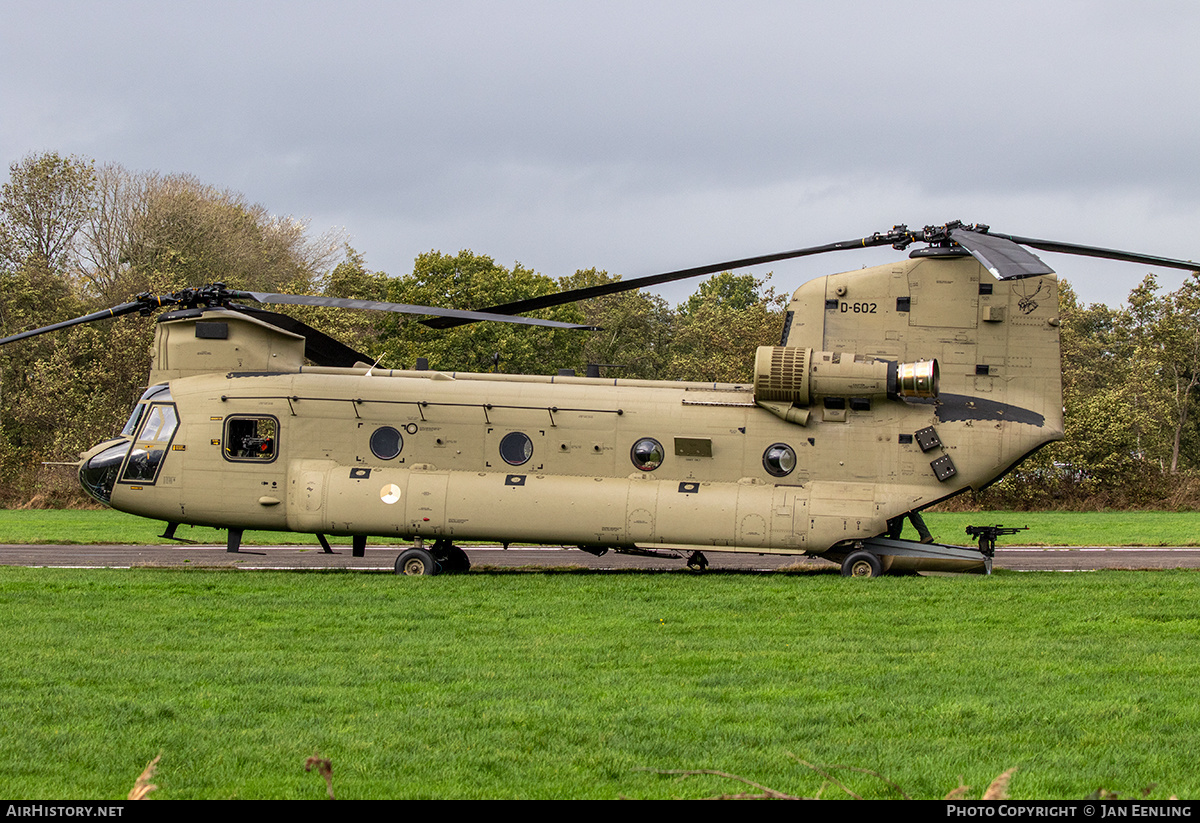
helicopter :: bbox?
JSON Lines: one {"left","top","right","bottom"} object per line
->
{"left": 3, "top": 221, "right": 1195, "bottom": 577}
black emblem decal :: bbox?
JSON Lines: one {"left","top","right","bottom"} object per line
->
{"left": 1016, "top": 280, "right": 1045, "bottom": 315}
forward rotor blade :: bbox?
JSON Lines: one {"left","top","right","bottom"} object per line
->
{"left": 237, "top": 291, "right": 597, "bottom": 330}
{"left": 421, "top": 233, "right": 902, "bottom": 329}
{"left": 0, "top": 300, "right": 147, "bottom": 346}
{"left": 981, "top": 232, "right": 1198, "bottom": 273}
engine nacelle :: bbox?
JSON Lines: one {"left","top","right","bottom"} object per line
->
{"left": 753, "top": 346, "right": 938, "bottom": 406}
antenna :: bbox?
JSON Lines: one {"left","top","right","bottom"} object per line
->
{"left": 365, "top": 354, "right": 385, "bottom": 377}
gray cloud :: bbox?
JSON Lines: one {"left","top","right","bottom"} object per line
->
{"left": 3, "top": 0, "right": 1197, "bottom": 309}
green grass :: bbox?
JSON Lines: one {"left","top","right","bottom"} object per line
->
{"left": 1, "top": 568, "right": 1198, "bottom": 799}
{"left": 2, "top": 508, "right": 1198, "bottom": 547}
{"left": 0, "top": 508, "right": 407, "bottom": 546}
{"left": 917, "top": 510, "right": 1200, "bottom": 547}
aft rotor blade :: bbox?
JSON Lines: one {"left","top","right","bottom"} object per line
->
{"left": 421, "top": 233, "right": 903, "bottom": 329}
{"left": 947, "top": 228, "right": 1055, "bottom": 279}
{"left": 0, "top": 300, "right": 147, "bottom": 346}
{"left": 981, "top": 232, "right": 1199, "bottom": 273}
{"left": 233, "top": 306, "right": 373, "bottom": 367}
{"left": 237, "top": 291, "right": 598, "bottom": 330}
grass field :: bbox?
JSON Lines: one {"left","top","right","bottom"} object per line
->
{"left": 2, "top": 508, "right": 1200, "bottom": 547}
{"left": 1, "top": 567, "right": 1198, "bottom": 799}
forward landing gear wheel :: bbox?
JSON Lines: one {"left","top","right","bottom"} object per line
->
{"left": 841, "top": 550, "right": 883, "bottom": 578}
{"left": 395, "top": 547, "right": 439, "bottom": 576}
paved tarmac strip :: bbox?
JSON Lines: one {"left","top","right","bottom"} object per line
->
{"left": 1, "top": 544, "right": 1199, "bottom": 572}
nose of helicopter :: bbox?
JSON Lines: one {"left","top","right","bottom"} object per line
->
{"left": 78, "top": 439, "right": 131, "bottom": 505}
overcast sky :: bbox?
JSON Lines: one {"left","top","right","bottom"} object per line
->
{"left": 3, "top": 0, "right": 1197, "bottom": 308}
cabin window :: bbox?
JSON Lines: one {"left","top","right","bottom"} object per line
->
{"left": 120, "top": 403, "right": 179, "bottom": 483}
{"left": 630, "top": 437, "right": 664, "bottom": 472}
{"left": 499, "top": 432, "right": 533, "bottom": 466}
{"left": 224, "top": 415, "right": 278, "bottom": 462}
{"left": 370, "top": 426, "right": 403, "bottom": 460}
{"left": 762, "top": 443, "right": 797, "bottom": 477}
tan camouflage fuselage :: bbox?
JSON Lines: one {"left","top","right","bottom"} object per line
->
{"left": 84, "top": 252, "right": 1063, "bottom": 561}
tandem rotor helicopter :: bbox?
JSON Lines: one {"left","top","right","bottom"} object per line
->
{"left": 3, "top": 221, "right": 1195, "bottom": 576}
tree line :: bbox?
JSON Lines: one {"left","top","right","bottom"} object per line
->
{"left": 3, "top": 151, "right": 1199, "bottom": 509}
{"left": 970, "top": 274, "right": 1200, "bottom": 510}
{"left": 0, "top": 152, "right": 783, "bottom": 505}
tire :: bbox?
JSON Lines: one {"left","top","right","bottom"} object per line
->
{"left": 841, "top": 550, "right": 883, "bottom": 578}
{"left": 437, "top": 545, "right": 471, "bottom": 573}
{"left": 447, "top": 545, "right": 470, "bottom": 572}
{"left": 395, "top": 547, "right": 439, "bottom": 576}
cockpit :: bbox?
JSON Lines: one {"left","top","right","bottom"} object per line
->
{"left": 79, "top": 385, "right": 177, "bottom": 504}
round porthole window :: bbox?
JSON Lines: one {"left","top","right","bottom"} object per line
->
{"left": 630, "top": 437, "right": 664, "bottom": 471}
{"left": 499, "top": 431, "right": 533, "bottom": 466}
{"left": 762, "top": 443, "right": 797, "bottom": 477}
{"left": 370, "top": 426, "right": 403, "bottom": 460}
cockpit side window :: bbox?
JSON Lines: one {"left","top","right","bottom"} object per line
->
{"left": 138, "top": 405, "right": 176, "bottom": 442}
{"left": 120, "top": 403, "right": 179, "bottom": 484}
{"left": 223, "top": 416, "right": 279, "bottom": 462}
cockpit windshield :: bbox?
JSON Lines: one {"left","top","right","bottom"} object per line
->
{"left": 120, "top": 385, "right": 172, "bottom": 437}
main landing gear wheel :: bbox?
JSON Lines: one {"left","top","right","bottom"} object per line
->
{"left": 432, "top": 541, "right": 471, "bottom": 573}
{"left": 395, "top": 547, "right": 439, "bottom": 576}
{"left": 841, "top": 550, "right": 883, "bottom": 578}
